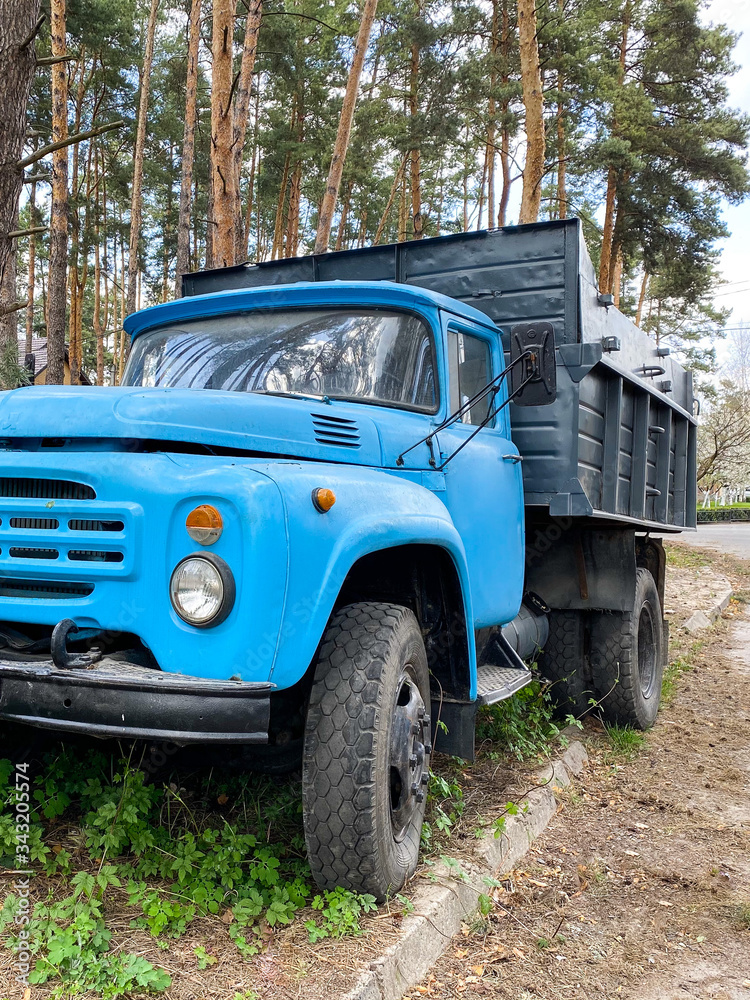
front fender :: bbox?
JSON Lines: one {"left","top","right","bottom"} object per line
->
{"left": 253, "top": 462, "right": 476, "bottom": 692}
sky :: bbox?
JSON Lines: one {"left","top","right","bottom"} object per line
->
{"left": 706, "top": 0, "right": 750, "bottom": 334}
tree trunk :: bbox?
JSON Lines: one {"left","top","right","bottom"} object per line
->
{"left": 599, "top": 1, "right": 630, "bottom": 293}
{"left": 0, "top": 249, "right": 18, "bottom": 376}
{"left": 314, "top": 0, "right": 379, "bottom": 252}
{"left": 175, "top": 0, "right": 201, "bottom": 296}
{"left": 47, "top": 0, "right": 68, "bottom": 385}
{"left": 518, "top": 0, "right": 544, "bottom": 224}
{"left": 117, "top": 209, "right": 126, "bottom": 383}
{"left": 477, "top": 146, "right": 488, "bottom": 230}
{"left": 25, "top": 178, "right": 37, "bottom": 354}
{"left": 398, "top": 153, "right": 408, "bottom": 242}
{"left": 599, "top": 167, "right": 618, "bottom": 293}
{"left": 233, "top": 0, "right": 262, "bottom": 259}
{"left": 611, "top": 248, "right": 623, "bottom": 308}
{"left": 67, "top": 56, "right": 87, "bottom": 386}
{"left": 0, "top": 0, "right": 40, "bottom": 360}
{"left": 335, "top": 179, "right": 353, "bottom": 251}
{"left": 210, "top": 0, "right": 238, "bottom": 268}
{"left": 126, "top": 0, "right": 159, "bottom": 320}
{"left": 408, "top": 7, "right": 423, "bottom": 240}
{"left": 607, "top": 182, "right": 629, "bottom": 296}
{"left": 497, "top": 0, "right": 511, "bottom": 227}
{"left": 556, "top": 0, "right": 566, "bottom": 221}
{"left": 373, "top": 156, "right": 406, "bottom": 246}
{"left": 94, "top": 147, "right": 104, "bottom": 385}
{"left": 271, "top": 148, "right": 291, "bottom": 261}
{"left": 635, "top": 271, "right": 649, "bottom": 327}
{"left": 162, "top": 147, "right": 171, "bottom": 301}
{"left": 486, "top": 0, "right": 499, "bottom": 230}
{"left": 285, "top": 159, "right": 302, "bottom": 257}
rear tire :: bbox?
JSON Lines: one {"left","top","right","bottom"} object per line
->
{"left": 536, "top": 611, "right": 594, "bottom": 717}
{"left": 590, "top": 568, "right": 663, "bottom": 729}
{"left": 302, "top": 602, "right": 430, "bottom": 901}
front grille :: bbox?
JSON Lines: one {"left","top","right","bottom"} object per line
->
{"left": 0, "top": 482, "right": 127, "bottom": 596}
{"left": 10, "top": 547, "right": 59, "bottom": 560}
{"left": 0, "top": 478, "right": 95, "bottom": 500}
{"left": 68, "top": 519, "right": 123, "bottom": 532}
{"left": 312, "top": 412, "right": 361, "bottom": 448}
{"left": 0, "top": 579, "right": 94, "bottom": 599}
{"left": 10, "top": 518, "right": 59, "bottom": 530}
{"left": 69, "top": 549, "right": 123, "bottom": 563}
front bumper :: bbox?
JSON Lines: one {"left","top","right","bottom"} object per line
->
{"left": 0, "top": 655, "right": 271, "bottom": 744}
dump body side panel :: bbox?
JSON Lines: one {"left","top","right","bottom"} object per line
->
{"left": 183, "top": 220, "right": 696, "bottom": 531}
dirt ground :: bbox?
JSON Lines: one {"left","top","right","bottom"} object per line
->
{"left": 404, "top": 542, "right": 750, "bottom": 1000}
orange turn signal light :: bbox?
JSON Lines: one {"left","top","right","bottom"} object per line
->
{"left": 186, "top": 504, "right": 223, "bottom": 545}
{"left": 311, "top": 488, "right": 336, "bottom": 513}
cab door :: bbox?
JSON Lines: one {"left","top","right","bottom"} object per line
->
{"left": 436, "top": 317, "right": 525, "bottom": 628}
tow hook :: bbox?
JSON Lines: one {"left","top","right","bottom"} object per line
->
{"left": 51, "top": 619, "right": 103, "bottom": 670}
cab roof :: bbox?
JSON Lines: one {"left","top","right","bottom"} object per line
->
{"left": 123, "top": 280, "right": 500, "bottom": 340}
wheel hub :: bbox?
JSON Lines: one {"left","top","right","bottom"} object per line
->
{"left": 638, "top": 602, "right": 657, "bottom": 698}
{"left": 389, "top": 671, "right": 430, "bottom": 841}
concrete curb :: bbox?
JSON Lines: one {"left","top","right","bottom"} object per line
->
{"left": 684, "top": 578, "right": 733, "bottom": 633}
{"left": 343, "top": 741, "right": 588, "bottom": 1000}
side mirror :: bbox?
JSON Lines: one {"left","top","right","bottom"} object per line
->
{"left": 509, "top": 322, "right": 557, "bottom": 406}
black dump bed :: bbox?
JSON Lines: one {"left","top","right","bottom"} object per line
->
{"left": 184, "top": 219, "right": 696, "bottom": 531}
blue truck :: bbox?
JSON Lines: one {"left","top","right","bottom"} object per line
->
{"left": 0, "top": 220, "right": 695, "bottom": 900}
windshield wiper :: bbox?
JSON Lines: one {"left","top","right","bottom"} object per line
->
{"left": 251, "top": 389, "right": 329, "bottom": 402}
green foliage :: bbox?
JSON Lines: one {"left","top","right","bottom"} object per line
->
{"left": 0, "top": 748, "right": 315, "bottom": 996}
{"left": 17, "top": 0, "right": 746, "bottom": 385}
{"left": 193, "top": 945, "right": 217, "bottom": 970}
{"left": 0, "top": 341, "right": 31, "bottom": 392}
{"left": 13, "top": 868, "right": 170, "bottom": 998}
{"left": 304, "top": 887, "right": 377, "bottom": 942}
{"left": 421, "top": 769, "right": 465, "bottom": 849}
{"left": 476, "top": 681, "right": 564, "bottom": 759}
{"left": 127, "top": 884, "right": 196, "bottom": 938}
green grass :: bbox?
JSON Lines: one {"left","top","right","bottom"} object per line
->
{"left": 604, "top": 723, "right": 647, "bottom": 758}
{"left": 665, "top": 545, "right": 711, "bottom": 569}
{"left": 699, "top": 502, "right": 750, "bottom": 509}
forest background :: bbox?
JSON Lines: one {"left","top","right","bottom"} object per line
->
{"left": 1, "top": 0, "right": 750, "bottom": 486}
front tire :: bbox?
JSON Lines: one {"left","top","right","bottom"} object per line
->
{"left": 302, "top": 602, "right": 430, "bottom": 901}
{"left": 590, "top": 568, "right": 664, "bottom": 729}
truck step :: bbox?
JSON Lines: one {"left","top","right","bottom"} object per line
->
{"left": 476, "top": 664, "right": 533, "bottom": 706}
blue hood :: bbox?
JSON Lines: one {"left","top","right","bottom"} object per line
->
{"left": 0, "top": 385, "right": 384, "bottom": 466}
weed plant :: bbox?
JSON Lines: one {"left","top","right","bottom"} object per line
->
{"left": 0, "top": 744, "right": 377, "bottom": 996}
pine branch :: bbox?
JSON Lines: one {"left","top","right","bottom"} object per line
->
{"left": 262, "top": 10, "right": 341, "bottom": 33}
{"left": 7, "top": 226, "right": 48, "bottom": 239}
{"left": 18, "top": 121, "right": 126, "bottom": 169}
{"left": 0, "top": 300, "right": 30, "bottom": 317}
{"left": 19, "top": 14, "right": 45, "bottom": 50}
{"left": 23, "top": 173, "right": 50, "bottom": 183}
{"left": 36, "top": 53, "right": 77, "bottom": 67}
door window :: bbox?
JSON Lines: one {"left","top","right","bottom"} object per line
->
{"left": 447, "top": 330, "right": 493, "bottom": 426}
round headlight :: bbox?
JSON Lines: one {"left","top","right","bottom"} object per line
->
{"left": 169, "top": 554, "right": 235, "bottom": 627}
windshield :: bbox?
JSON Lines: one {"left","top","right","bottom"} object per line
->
{"left": 123, "top": 308, "right": 438, "bottom": 412}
